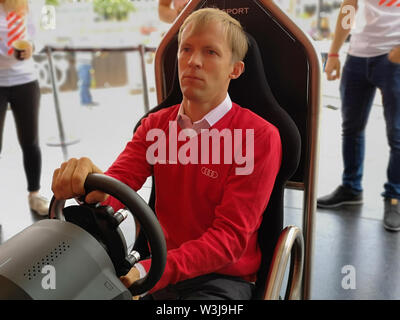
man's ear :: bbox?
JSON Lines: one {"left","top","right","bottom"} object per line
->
{"left": 229, "top": 61, "right": 245, "bottom": 80}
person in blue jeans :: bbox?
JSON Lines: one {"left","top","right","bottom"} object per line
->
{"left": 76, "top": 51, "right": 98, "bottom": 107}
{"left": 317, "top": 0, "right": 400, "bottom": 231}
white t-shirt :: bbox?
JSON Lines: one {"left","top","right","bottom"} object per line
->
{"left": 0, "top": 5, "right": 36, "bottom": 87}
{"left": 348, "top": 0, "right": 400, "bottom": 57}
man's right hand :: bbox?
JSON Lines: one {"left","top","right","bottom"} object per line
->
{"left": 51, "top": 157, "right": 109, "bottom": 204}
{"left": 324, "top": 56, "right": 341, "bottom": 81}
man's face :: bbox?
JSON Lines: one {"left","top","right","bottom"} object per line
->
{"left": 178, "top": 21, "right": 243, "bottom": 106}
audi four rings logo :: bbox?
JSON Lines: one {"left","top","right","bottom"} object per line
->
{"left": 201, "top": 167, "right": 218, "bottom": 179}
{"left": 379, "top": 0, "right": 400, "bottom": 6}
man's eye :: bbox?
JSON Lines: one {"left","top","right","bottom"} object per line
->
{"left": 208, "top": 50, "right": 217, "bottom": 55}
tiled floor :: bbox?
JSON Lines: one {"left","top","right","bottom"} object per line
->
{"left": 0, "top": 72, "right": 399, "bottom": 299}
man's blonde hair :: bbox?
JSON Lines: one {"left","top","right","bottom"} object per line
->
{"left": 2, "top": 0, "right": 28, "bottom": 14}
{"left": 178, "top": 8, "right": 248, "bottom": 62}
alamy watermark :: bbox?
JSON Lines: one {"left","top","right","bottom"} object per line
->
{"left": 341, "top": 265, "right": 356, "bottom": 290}
{"left": 145, "top": 121, "right": 255, "bottom": 175}
{"left": 341, "top": 5, "right": 357, "bottom": 30}
{"left": 41, "top": 265, "right": 56, "bottom": 290}
{"left": 40, "top": 5, "right": 56, "bottom": 30}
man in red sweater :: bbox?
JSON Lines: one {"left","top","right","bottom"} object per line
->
{"left": 51, "top": 8, "right": 282, "bottom": 300}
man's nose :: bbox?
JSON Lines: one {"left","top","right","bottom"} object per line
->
{"left": 188, "top": 51, "right": 202, "bottom": 68}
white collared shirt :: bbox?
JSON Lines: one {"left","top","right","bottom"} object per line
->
{"left": 177, "top": 94, "right": 232, "bottom": 132}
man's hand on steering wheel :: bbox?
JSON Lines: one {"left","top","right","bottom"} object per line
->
{"left": 52, "top": 157, "right": 109, "bottom": 204}
{"left": 120, "top": 267, "right": 141, "bottom": 299}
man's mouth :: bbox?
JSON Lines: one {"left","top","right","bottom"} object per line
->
{"left": 182, "top": 75, "right": 203, "bottom": 81}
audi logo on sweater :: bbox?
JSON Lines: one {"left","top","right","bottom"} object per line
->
{"left": 201, "top": 167, "right": 219, "bottom": 179}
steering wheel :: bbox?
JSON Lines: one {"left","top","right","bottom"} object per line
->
{"left": 48, "top": 173, "right": 167, "bottom": 296}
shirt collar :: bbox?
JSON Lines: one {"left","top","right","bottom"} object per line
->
{"left": 177, "top": 94, "right": 232, "bottom": 127}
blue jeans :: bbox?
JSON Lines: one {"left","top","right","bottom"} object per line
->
{"left": 340, "top": 54, "right": 400, "bottom": 199}
{"left": 77, "top": 64, "right": 93, "bottom": 105}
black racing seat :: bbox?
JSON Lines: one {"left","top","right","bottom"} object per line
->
{"left": 230, "top": 33, "right": 303, "bottom": 300}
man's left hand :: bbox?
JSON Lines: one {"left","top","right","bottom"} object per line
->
{"left": 389, "top": 46, "right": 400, "bottom": 64}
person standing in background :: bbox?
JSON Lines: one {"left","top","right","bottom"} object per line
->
{"left": 0, "top": 0, "right": 49, "bottom": 216}
{"left": 76, "top": 50, "right": 98, "bottom": 108}
{"left": 317, "top": 0, "right": 400, "bottom": 231}
{"left": 158, "top": 0, "right": 189, "bottom": 24}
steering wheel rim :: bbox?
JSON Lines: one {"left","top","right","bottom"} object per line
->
{"left": 49, "top": 173, "right": 167, "bottom": 296}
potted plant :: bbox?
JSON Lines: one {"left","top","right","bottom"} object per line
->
{"left": 93, "top": 0, "right": 135, "bottom": 21}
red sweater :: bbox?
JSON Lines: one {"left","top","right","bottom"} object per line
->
{"left": 104, "top": 103, "right": 282, "bottom": 293}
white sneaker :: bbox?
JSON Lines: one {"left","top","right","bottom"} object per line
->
{"left": 28, "top": 194, "right": 50, "bottom": 216}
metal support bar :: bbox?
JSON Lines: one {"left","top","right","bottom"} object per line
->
{"left": 264, "top": 226, "right": 304, "bottom": 300}
{"left": 302, "top": 186, "right": 317, "bottom": 299}
{"left": 46, "top": 46, "right": 69, "bottom": 161}
{"left": 317, "top": 0, "right": 323, "bottom": 33}
{"left": 138, "top": 44, "right": 150, "bottom": 114}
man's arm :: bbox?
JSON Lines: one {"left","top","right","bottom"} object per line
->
{"left": 325, "top": 0, "right": 358, "bottom": 80}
